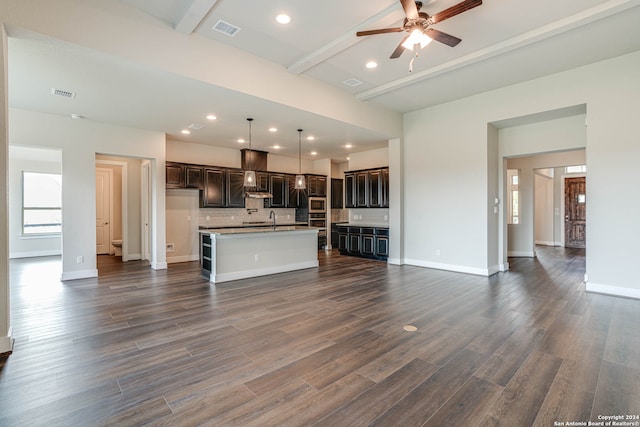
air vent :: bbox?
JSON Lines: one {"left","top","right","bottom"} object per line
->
{"left": 343, "top": 78, "right": 363, "bottom": 87}
{"left": 212, "top": 20, "right": 241, "bottom": 37}
{"left": 188, "top": 123, "right": 204, "bottom": 130}
{"left": 51, "top": 88, "right": 76, "bottom": 98}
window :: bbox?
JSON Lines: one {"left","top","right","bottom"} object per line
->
{"left": 22, "top": 172, "right": 62, "bottom": 234}
{"left": 566, "top": 165, "right": 586, "bottom": 174}
{"left": 507, "top": 169, "right": 519, "bottom": 224}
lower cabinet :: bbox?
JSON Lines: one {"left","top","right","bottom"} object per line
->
{"left": 337, "top": 225, "right": 388, "bottom": 260}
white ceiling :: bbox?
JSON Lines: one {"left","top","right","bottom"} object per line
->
{"left": 7, "top": 0, "right": 640, "bottom": 161}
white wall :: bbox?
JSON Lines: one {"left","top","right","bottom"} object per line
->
{"left": 1, "top": 24, "right": 12, "bottom": 353}
{"left": 534, "top": 172, "right": 554, "bottom": 246}
{"left": 8, "top": 152, "right": 62, "bottom": 258}
{"left": 348, "top": 147, "right": 388, "bottom": 171}
{"left": 402, "top": 50, "right": 640, "bottom": 299}
{"left": 9, "top": 108, "right": 167, "bottom": 279}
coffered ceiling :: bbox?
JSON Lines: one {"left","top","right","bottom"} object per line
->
{"left": 6, "top": 0, "right": 640, "bottom": 161}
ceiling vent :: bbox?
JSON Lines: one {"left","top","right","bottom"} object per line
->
{"left": 212, "top": 20, "right": 241, "bottom": 37}
{"left": 343, "top": 78, "right": 363, "bottom": 87}
{"left": 188, "top": 123, "right": 204, "bottom": 130}
{"left": 51, "top": 88, "right": 76, "bottom": 98}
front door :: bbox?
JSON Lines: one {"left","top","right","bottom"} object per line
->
{"left": 96, "top": 168, "right": 112, "bottom": 254}
{"left": 565, "top": 176, "right": 586, "bottom": 248}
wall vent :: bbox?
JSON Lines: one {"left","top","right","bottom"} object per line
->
{"left": 51, "top": 88, "right": 76, "bottom": 98}
{"left": 343, "top": 78, "right": 363, "bottom": 87}
{"left": 212, "top": 20, "right": 241, "bottom": 37}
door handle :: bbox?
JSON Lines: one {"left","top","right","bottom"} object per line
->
{"left": 104, "top": 222, "right": 109, "bottom": 225}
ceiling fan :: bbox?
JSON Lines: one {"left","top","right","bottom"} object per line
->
{"left": 356, "top": 0, "right": 482, "bottom": 59}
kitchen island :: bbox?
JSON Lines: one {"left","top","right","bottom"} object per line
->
{"left": 200, "top": 226, "right": 319, "bottom": 284}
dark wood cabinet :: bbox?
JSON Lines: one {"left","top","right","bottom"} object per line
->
{"left": 344, "top": 167, "right": 389, "bottom": 208}
{"left": 307, "top": 175, "right": 327, "bottom": 197}
{"left": 269, "top": 174, "right": 287, "bottom": 208}
{"left": 344, "top": 173, "right": 356, "bottom": 208}
{"left": 381, "top": 168, "right": 389, "bottom": 208}
{"left": 331, "top": 178, "right": 343, "bottom": 209}
{"left": 166, "top": 162, "right": 185, "bottom": 188}
{"left": 256, "top": 172, "right": 269, "bottom": 192}
{"left": 201, "top": 168, "right": 226, "bottom": 207}
{"left": 337, "top": 225, "right": 388, "bottom": 260}
{"left": 226, "top": 170, "right": 245, "bottom": 208}
{"left": 185, "top": 166, "right": 204, "bottom": 189}
{"left": 368, "top": 170, "right": 382, "bottom": 208}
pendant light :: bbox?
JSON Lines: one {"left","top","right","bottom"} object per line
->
{"left": 243, "top": 118, "right": 256, "bottom": 188}
{"left": 295, "top": 128, "right": 306, "bottom": 190}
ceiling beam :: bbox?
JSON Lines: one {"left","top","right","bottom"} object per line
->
{"left": 356, "top": 0, "right": 640, "bottom": 101}
{"left": 175, "top": 0, "right": 221, "bottom": 35}
{"left": 287, "top": 3, "right": 404, "bottom": 75}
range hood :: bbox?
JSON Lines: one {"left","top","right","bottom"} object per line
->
{"left": 245, "top": 191, "right": 273, "bottom": 199}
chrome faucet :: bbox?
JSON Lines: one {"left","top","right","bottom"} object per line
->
{"left": 269, "top": 210, "right": 276, "bottom": 227}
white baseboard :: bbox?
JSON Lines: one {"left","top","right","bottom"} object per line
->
{"left": 586, "top": 282, "right": 640, "bottom": 300}
{"left": 487, "top": 265, "right": 501, "bottom": 276}
{"left": 0, "top": 328, "right": 14, "bottom": 354}
{"left": 535, "top": 240, "right": 555, "bottom": 246}
{"left": 212, "top": 260, "right": 319, "bottom": 284}
{"left": 126, "top": 253, "right": 141, "bottom": 261}
{"left": 499, "top": 262, "right": 509, "bottom": 272}
{"left": 151, "top": 262, "right": 168, "bottom": 270}
{"left": 167, "top": 254, "right": 199, "bottom": 264}
{"left": 61, "top": 269, "right": 98, "bottom": 281}
{"left": 387, "top": 257, "right": 402, "bottom": 265}
{"left": 9, "top": 250, "right": 62, "bottom": 259}
{"left": 403, "top": 258, "right": 491, "bottom": 277}
{"left": 508, "top": 251, "right": 535, "bottom": 257}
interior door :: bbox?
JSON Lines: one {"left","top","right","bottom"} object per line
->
{"left": 565, "top": 176, "right": 586, "bottom": 248}
{"left": 96, "top": 168, "right": 112, "bottom": 254}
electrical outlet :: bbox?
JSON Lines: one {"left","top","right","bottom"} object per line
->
{"left": 76, "top": 255, "right": 84, "bottom": 264}
{"left": 166, "top": 243, "right": 175, "bottom": 252}
{"left": 254, "top": 254, "right": 259, "bottom": 262}
{"left": 186, "top": 215, "right": 191, "bottom": 221}
{"left": 206, "top": 216, "right": 211, "bottom": 220}
{"left": 435, "top": 249, "right": 441, "bottom": 256}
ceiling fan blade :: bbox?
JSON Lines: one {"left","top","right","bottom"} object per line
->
{"left": 425, "top": 28, "right": 462, "bottom": 47}
{"left": 390, "top": 35, "right": 410, "bottom": 59}
{"left": 430, "top": 0, "right": 482, "bottom": 24}
{"left": 356, "top": 27, "right": 405, "bottom": 37}
{"left": 400, "top": 0, "right": 420, "bottom": 20}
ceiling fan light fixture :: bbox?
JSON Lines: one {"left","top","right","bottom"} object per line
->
{"left": 402, "top": 29, "right": 433, "bottom": 50}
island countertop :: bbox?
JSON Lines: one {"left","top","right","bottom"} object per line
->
{"left": 199, "top": 225, "right": 322, "bottom": 236}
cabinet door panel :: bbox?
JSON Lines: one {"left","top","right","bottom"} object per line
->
{"left": 345, "top": 173, "right": 356, "bottom": 208}
{"left": 202, "top": 168, "right": 225, "bottom": 207}
{"left": 287, "top": 175, "right": 300, "bottom": 208}
{"left": 348, "top": 234, "right": 361, "bottom": 254}
{"left": 185, "top": 166, "right": 203, "bottom": 189}
{"left": 331, "top": 178, "right": 343, "bottom": 209}
{"left": 381, "top": 168, "right": 389, "bottom": 208}
{"left": 375, "top": 236, "right": 389, "bottom": 258}
{"left": 269, "top": 174, "right": 287, "bottom": 207}
{"left": 166, "top": 162, "right": 185, "bottom": 188}
{"left": 362, "top": 234, "right": 375, "bottom": 255}
{"left": 368, "top": 170, "right": 381, "bottom": 207}
{"left": 356, "top": 172, "right": 368, "bottom": 207}
{"left": 227, "top": 170, "right": 246, "bottom": 208}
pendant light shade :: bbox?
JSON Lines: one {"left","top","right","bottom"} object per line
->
{"left": 295, "top": 128, "right": 306, "bottom": 190}
{"left": 244, "top": 118, "right": 256, "bottom": 188}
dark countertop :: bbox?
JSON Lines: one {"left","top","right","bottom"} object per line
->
{"left": 335, "top": 223, "right": 389, "bottom": 228}
{"left": 199, "top": 222, "right": 307, "bottom": 230}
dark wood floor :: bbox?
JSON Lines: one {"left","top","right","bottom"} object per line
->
{"left": 1, "top": 248, "right": 638, "bottom": 426}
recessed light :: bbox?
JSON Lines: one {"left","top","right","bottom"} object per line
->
{"left": 269, "top": 127, "right": 278, "bottom": 132}
{"left": 307, "top": 136, "right": 315, "bottom": 141}
{"left": 181, "top": 129, "right": 191, "bottom": 135}
{"left": 275, "top": 14, "right": 291, "bottom": 24}
{"left": 366, "top": 61, "right": 378, "bottom": 69}
{"left": 273, "top": 145, "right": 281, "bottom": 149}
{"left": 346, "top": 156, "right": 350, "bottom": 160}
{"left": 310, "top": 151, "right": 317, "bottom": 156}
{"left": 237, "top": 138, "right": 245, "bottom": 143}
{"left": 206, "top": 114, "right": 217, "bottom": 121}
{"left": 345, "top": 144, "right": 352, "bottom": 149}
{"left": 70, "top": 113, "right": 84, "bottom": 119}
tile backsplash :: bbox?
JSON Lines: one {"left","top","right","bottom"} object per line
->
{"left": 199, "top": 198, "right": 296, "bottom": 228}
{"left": 348, "top": 208, "right": 389, "bottom": 226}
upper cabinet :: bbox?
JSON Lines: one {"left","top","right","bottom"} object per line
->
{"left": 166, "top": 161, "right": 326, "bottom": 209}
{"left": 331, "top": 178, "right": 343, "bottom": 209}
{"left": 344, "top": 167, "right": 389, "bottom": 209}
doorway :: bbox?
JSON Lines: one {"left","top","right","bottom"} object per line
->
{"left": 95, "top": 167, "right": 112, "bottom": 255}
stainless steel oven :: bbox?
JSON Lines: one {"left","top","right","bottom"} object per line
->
{"left": 308, "top": 197, "right": 327, "bottom": 214}
{"left": 309, "top": 212, "right": 327, "bottom": 249}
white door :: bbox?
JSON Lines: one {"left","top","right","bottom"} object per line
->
{"left": 96, "top": 168, "right": 112, "bottom": 255}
